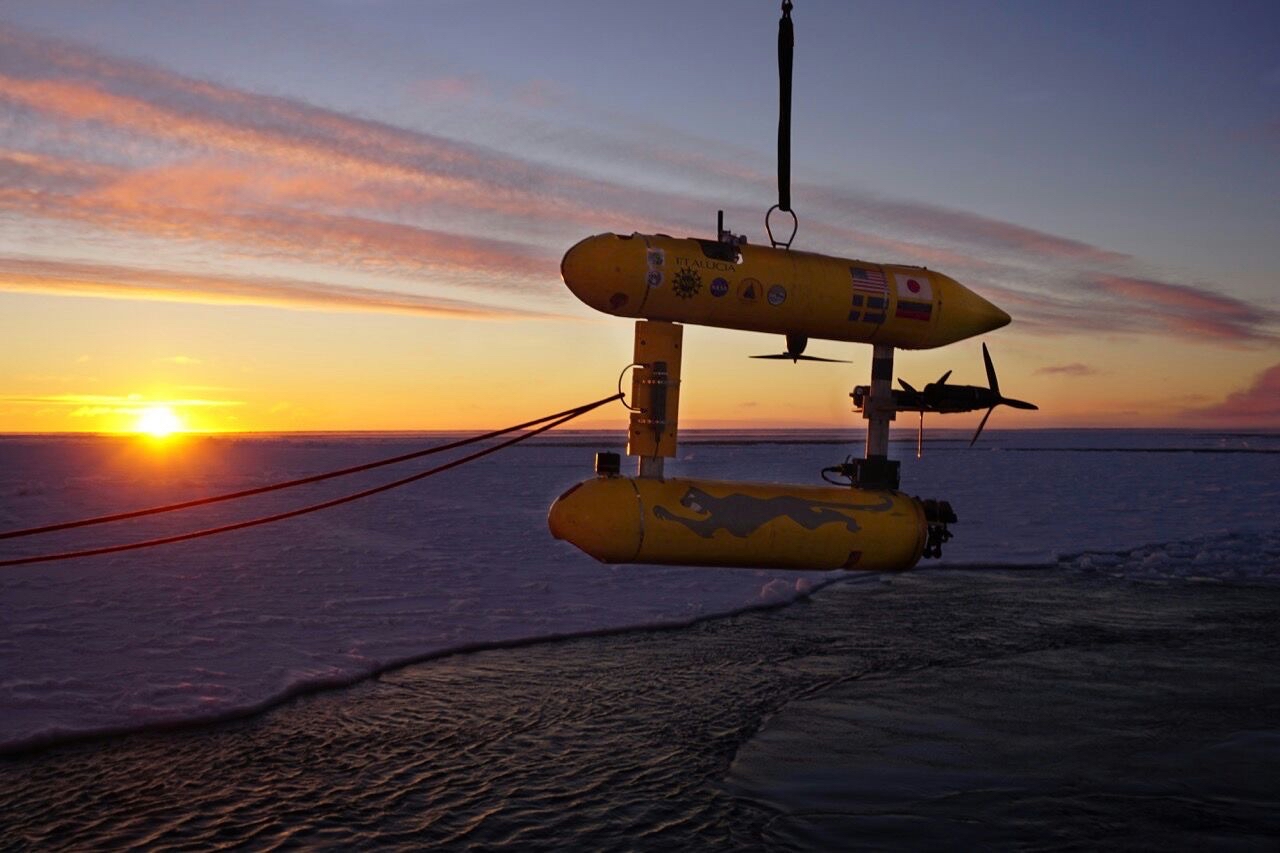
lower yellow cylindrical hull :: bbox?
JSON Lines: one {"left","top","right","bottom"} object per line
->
{"left": 548, "top": 477, "right": 927, "bottom": 571}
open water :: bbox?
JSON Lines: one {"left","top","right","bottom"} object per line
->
{"left": 4, "top": 566, "right": 1279, "bottom": 850}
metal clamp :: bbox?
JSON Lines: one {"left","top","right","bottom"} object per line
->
{"left": 766, "top": 204, "right": 798, "bottom": 249}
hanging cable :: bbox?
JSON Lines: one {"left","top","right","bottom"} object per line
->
{"left": 777, "top": 0, "right": 794, "bottom": 213}
{"left": 0, "top": 394, "right": 620, "bottom": 568}
{"left": 0, "top": 394, "right": 621, "bottom": 541}
{"left": 766, "top": 0, "right": 798, "bottom": 249}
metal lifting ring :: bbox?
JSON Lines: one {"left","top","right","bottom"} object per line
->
{"left": 617, "top": 362, "right": 645, "bottom": 412}
{"left": 766, "top": 204, "right": 798, "bottom": 249}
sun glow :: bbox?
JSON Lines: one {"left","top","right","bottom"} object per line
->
{"left": 134, "top": 405, "right": 184, "bottom": 437}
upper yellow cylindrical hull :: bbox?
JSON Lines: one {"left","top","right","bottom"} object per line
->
{"left": 561, "top": 232, "right": 1010, "bottom": 350}
{"left": 548, "top": 476, "right": 927, "bottom": 571}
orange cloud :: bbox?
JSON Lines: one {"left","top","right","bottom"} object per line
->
{"left": 0, "top": 257, "right": 557, "bottom": 319}
{"left": 1035, "top": 363, "right": 1099, "bottom": 376}
{"left": 2, "top": 394, "right": 243, "bottom": 408}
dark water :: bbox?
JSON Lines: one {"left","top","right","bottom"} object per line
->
{"left": 3, "top": 569, "right": 1279, "bottom": 851}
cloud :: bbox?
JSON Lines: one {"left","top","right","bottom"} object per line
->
{"left": 513, "top": 80, "right": 563, "bottom": 109}
{"left": 0, "top": 257, "right": 556, "bottom": 319}
{"left": 0, "top": 23, "right": 1273, "bottom": 352}
{"left": 2, "top": 393, "right": 244, "bottom": 411}
{"left": 804, "top": 187, "right": 1130, "bottom": 265}
{"left": 410, "top": 75, "right": 485, "bottom": 103}
{"left": 1034, "top": 363, "right": 1098, "bottom": 376}
{"left": 1182, "top": 362, "right": 1280, "bottom": 426}
{"left": 1089, "top": 274, "right": 1277, "bottom": 344}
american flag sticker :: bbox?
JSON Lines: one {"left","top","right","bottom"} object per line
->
{"left": 850, "top": 266, "right": 888, "bottom": 295}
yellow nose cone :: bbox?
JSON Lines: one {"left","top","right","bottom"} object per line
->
{"left": 548, "top": 477, "right": 643, "bottom": 563}
{"left": 561, "top": 233, "right": 647, "bottom": 317}
{"left": 933, "top": 275, "right": 1011, "bottom": 346}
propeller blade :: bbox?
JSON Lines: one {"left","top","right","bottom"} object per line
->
{"left": 917, "top": 410, "right": 924, "bottom": 459}
{"left": 935, "top": 370, "right": 952, "bottom": 385}
{"left": 792, "top": 354, "right": 850, "bottom": 363}
{"left": 898, "top": 378, "right": 919, "bottom": 393}
{"left": 970, "top": 406, "right": 995, "bottom": 447}
{"left": 982, "top": 342, "right": 1000, "bottom": 395}
{"left": 750, "top": 353, "right": 849, "bottom": 363}
{"left": 1000, "top": 397, "right": 1039, "bottom": 410}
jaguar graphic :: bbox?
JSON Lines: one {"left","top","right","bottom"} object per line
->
{"left": 652, "top": 486, "right": 894, "bottom": 539}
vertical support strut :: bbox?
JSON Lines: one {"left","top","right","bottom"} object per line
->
{"left": 856, "top": 344, "right": 900, "bottom": 490}
{"left": 865, "top": 344, "right": 895, "bottom": 457}
{"left": 627, "top": 320, "right": 682, "bottom": 479}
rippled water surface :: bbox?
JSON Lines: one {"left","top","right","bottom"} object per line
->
{"left": 4, "top": 569, "right": 1279, "bottom": 850}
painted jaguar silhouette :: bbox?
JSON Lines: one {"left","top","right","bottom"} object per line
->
{"left": 652, "top": 486, "right": 894, "bottom": 539}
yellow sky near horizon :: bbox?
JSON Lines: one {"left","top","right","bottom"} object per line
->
{"left": 4, "top": 287, "right": 1275, "bottom": 435}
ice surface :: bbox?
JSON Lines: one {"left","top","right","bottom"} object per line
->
{"left": 1, "top": 430, "right": 1277, "bottom": 753}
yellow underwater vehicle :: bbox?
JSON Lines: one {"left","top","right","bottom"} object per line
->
{"left": 548, "top": 227, "right": 1023, "bottom": 572}
{"left": 549, "top": 3, "right": 1033, "bottom": 573}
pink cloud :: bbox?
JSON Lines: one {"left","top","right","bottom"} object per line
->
{"left": 1182, "top": 362, "right": 1280, "bottom": 426}
{"left": 802, "top": 185, "right": 1130, "bottom": 264}
{"left": 514, "top": 79, "right": 563, "bottom": 109}
{"left": 1090, "top": 274, "right": 1276, "bottom": 344}
{"left": 0, "top": 22, "right": 1272, "bottom": 354}
{"left": 410, "top": 75, "right": 485, "bottom": 103}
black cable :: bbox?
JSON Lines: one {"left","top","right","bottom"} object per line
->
{"left": 0, "top": 394, "right": 621, "bottom": 541}
{"left": 0, "top": 394, "right": 620, "bottom": 568}
{"left": 777, "top": 0, "right": 794, "bottom": 213}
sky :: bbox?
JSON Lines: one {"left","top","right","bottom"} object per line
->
{"left": 1, "top": 0, "right": 1277, "bottom": 433}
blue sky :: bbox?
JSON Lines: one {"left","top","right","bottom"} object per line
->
{"left": 1, "top": 0, "right": 1277, "bottom": 431}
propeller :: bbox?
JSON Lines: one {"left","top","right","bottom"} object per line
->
{"left": 969, "top": 343, "right": 1039, "bottom": 446}
{"left": 751, "top": 333, "right": 849, "bottom": 364}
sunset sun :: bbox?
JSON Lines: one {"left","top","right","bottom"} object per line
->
{"left": 134, "top": 405, "right": 184, "bottom": 437}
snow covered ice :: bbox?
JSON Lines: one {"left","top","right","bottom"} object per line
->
{"left": 1, "top": 429, "right": 1277, "bottom": 754}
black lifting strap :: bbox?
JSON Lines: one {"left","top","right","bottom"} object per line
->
{"left": 777, "top": 1, "right": 794, "bottom": 212}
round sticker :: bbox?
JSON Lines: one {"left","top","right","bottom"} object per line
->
{"left": 710, "top": 277, "right": 729, "bottom": 297}
{"left": 907, "top": 278, "right": 921, "bottom": 293}
{"left": 767, "top": 284, "right": 787, "bottom": 306}
{"left": 672, "top": 266, "right": 701, "bottom": 299}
